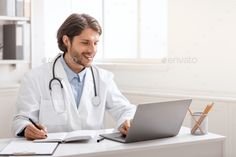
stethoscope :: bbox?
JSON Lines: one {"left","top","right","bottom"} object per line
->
{"left": 49, "top": 54, "right": 101, "bottom": 114}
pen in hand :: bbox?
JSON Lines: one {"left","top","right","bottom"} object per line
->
{"left": 29, "top": 118, "right": 47, "bottom": 137}
{"left": 29, "top": 118, "right": 41, "bottom": 130}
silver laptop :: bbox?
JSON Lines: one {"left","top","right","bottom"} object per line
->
{"left": 100, "top": 99, "right": 192, "bottom": 143}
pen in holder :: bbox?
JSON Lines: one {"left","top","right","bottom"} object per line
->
{"left": 191, "top": 112, "right": 208, "bottom": 135}
{"left": 188, "top": 102, "right": 214, "bottom": 135}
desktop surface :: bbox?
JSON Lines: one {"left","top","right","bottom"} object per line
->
{"left": 0, "top": 127, "right": 225, "bottom": 157}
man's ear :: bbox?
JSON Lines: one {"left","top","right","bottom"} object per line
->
{"left": 62, "top": 35, "right": 70, "bottom": 46}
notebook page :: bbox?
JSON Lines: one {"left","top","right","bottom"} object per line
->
{"left": 34, "top": 132, "right": 67, "bottom": 142}
{"left": 0, "top": 140, "right": 58, "bottom": 155}
{"left": 64, "top": 130, "right": 97, "bottom": 142}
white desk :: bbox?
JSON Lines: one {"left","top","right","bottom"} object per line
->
{"left": 0, "top": 127, "right": 225, "bottom": 157}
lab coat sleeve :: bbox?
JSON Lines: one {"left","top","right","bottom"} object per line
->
{"left": 105, "top": 74, "right": 136, "bottom": 129}
{"left": 12, "top": 72, "right": 41, "bottom": 136}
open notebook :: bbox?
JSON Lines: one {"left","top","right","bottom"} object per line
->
{"left": 34, "top": 130, "right": 97, "bottom": 143}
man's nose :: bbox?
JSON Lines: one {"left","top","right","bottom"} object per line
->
{"left": 88, "top": 44, "right": 96, "bottom": 53}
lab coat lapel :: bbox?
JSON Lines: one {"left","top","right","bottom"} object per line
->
{"left": 77, "top": 67, "right": 94, "bottom": 115}
{"left": 54, "top": 56, "right": 78, "bottom": 113}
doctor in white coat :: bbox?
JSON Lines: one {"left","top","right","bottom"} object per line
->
{"left": 12, "top": 13, "right": 136, "bottom": 140}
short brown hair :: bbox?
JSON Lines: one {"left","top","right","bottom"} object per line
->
{"left": 57, "top": 13, "right": 102, "bottom": 52}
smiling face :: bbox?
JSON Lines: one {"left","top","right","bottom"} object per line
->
{"left": 63, "top": 28, "right": 100, "bottom": 73}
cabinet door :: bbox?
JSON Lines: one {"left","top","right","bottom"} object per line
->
{"left": 0, "top": 89, "right": 18, "bottom": 138}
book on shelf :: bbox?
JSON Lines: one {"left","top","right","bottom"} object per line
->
{"left": 0, "top": 0, "right": 15, "bottom": 16}
{"left": 23, "top": 0, "right": 31, "bottom": 17}
{"left": 15, "top": 0, "right": 24, "bottom": 17}
{"left": 3, "top": 24, "right": 24, "bottom": 60}
{"left": 0, "top": 0, "right": 30, "bottom": 17}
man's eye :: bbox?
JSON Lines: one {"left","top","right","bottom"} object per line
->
{"left": 81, "top": 42, "right": 89, "bottom": 45}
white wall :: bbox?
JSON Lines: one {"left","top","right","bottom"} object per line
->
{"left": 104, "top": 0, "right": 236, "bottom": 99}
{"left": 101, "top": 1, "right": 236, "bottom": 156}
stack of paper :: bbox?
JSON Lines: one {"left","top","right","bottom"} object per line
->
{"left": 0, "top": 140, "right": 58, "bottom": 155}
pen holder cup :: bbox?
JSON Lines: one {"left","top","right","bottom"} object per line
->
{"left": 191, "top": 112, "right": 208, "bottom": 135}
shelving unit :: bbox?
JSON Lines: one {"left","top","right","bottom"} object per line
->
{"left": 0, "top": 60, "right": 29, "bottom": 64}
{"left": 0, "top": 16, "right": 30, "bottom": 21}
{"left": 0, "top": 0, "right": 31, "bottom": 66}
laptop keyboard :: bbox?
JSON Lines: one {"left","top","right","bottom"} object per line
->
{"left": 113, "top": 133, "right": 126, "bottom": 139}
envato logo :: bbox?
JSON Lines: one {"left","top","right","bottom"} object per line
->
{"left": 41, "top": 56, "right": 81, "bottom": 64}
{"left": 161, "top": 57, "right": 198, "bottom": 64}
{"left": 41, "top": 57, "right": 53, "bottom": 63}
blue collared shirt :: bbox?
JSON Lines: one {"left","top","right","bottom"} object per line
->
{"left": 60, "top": 56, "right": 86, "bottom": 108}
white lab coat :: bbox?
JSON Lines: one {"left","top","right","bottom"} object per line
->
{"left": 12, "top": 55, "right": 136, "bottom": 136}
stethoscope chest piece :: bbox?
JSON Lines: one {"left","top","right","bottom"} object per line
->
{"left": 92, "top": 96, "right": 101, "bottom": 107}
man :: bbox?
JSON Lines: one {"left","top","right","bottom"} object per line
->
{"left": 12, "top": 13, "right": 136, "bottom": 140}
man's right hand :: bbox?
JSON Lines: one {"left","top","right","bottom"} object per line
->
{"left": 24, "top": 124, "right": 47, "bottom": 140}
